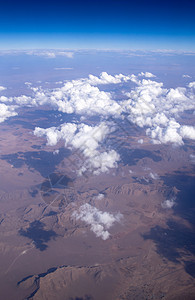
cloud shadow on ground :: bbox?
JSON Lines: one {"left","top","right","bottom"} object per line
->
{"left": 19, "top": 220, "right": 58, "bottom": 251}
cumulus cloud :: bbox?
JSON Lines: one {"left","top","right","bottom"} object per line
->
{"left": 0, "top": 71, "right": 194, "bottom": 148}
{"left": 94, "top": 193, "right": 105, "bottom": 200}
{"left": 146, "top": 120, "right": 184, "bottom": 145}
{"left": 123, "top": 78, "right": 195, "bottom": 145}
{"left": 0, "top": 103, "right": 18, "bottom": 123}
{"left": 149, "top": 172, "right": 159, "bottom": 180}
{"left": 22, "top": 72, "right": 157, "bottom": 118}
{"left": 161, "top": 198, "right": 175, "bottom": 209}
{"left": 0, "top": 94, "right": 39, "bottom": 108}
{"left": 88, "top": 72, "right": 131, "bottom": 85}
{"left": 188, "top": 81, "right": 195, "bottom": 89}
{"left": 26, "top": 73, "right": 124, "bottom": 116}
{"left": 180, "top": 126, "right": 195, "bottom": 140}
{"left": 34, "top": 121, "right": 120, "bottom": 175}
{"left": 138, "top": 72, "right": 156, "bottom": 78}
{"left": 72, "top": 203, "right": 122, "bottom": 240}
{"left": 0, "top": 86, "right": 6, "bottom": 92}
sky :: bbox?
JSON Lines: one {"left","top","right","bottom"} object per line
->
{"left": 0, "top": 0, "right": 195, "bottom": 50}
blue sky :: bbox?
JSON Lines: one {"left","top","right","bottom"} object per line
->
{"left": 0, "top": 0, "right": 195, "bottom": 50}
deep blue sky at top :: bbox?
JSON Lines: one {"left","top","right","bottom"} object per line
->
{"left": 0, "top": 0, "right": 194, "bottom": 50}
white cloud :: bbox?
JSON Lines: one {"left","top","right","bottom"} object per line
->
{"left": 182, "top": 74, "right": 191, "bottom": 78}
{"left": 88, "top": 72, "right": 131, "bottom": 85}
{"left": 14, "top": 95, "right": 37, "bottom": 106}
{"left": 53, "top": 149, "right": 59, "bottom": 155}
{"left": 180, "top": 126, "right": 195, "bottom": 140}
{"left": 72, "top": 203, "right": 122, "bottom": 240}
{"left": 54, "top": 67, "right": 73, "bottom": 70}
{"left": 138, "top": 139, "right": 143, "bottom": 144}
{"left": 149, "top": 172, "right": 159, "bottom": 180}
{"left": 138, "top": 72, "right": 156, "bottom": 78}
{"left": 0, "top": 86, "right": 6, "bottom": 92}
{"left": 94, "top": 193, "right": 105, "bottom": 200}
{"left": 57, "top": 51, "right": 74, "bottom": 58}
{"left": 0, "top": 96, "right": 12, "bottom": 103}
{"left": 123, "top": 78, "right": 195, "bottom": 145}
{"left": 161, "top": 198, "right": 175, "bottom": 209}
{"left": 0, "top": 94, "right": 39, "bottom": 106}
{"left": 34, "top": 122, "right": 120, "bottom": 175}
{"left": 0, "top": 103, "right": 18, "bottom": 123}
{"left": 0, "top": 71, "right": 194, "bottom": 148}
{"left": 146, "top": 120, "right": 184, "bottom": 145}
{"left": 10, "top": 72, "right": 131, "bottom": 117}
{"left": 188, "top": 82, "right": 195, "bottom": 89}
{"left": 26, "top": 50, "right": 74, "bottom": 59}
{"left": 78, "top": 149, "right": 120, "bottom": 176}
{"left": 190, "top": 154, "right": 195, "bottom": 164}
{"left": 24, "top": 74, "right": 123, "bottom": 116}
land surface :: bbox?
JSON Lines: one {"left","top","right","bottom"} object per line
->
{"left": 0, "top": 111, "right": 194, "bottom": 300}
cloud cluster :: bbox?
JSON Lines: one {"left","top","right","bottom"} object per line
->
{"left": 0, "top": 72, "right": 194, "bottom": 147}
{"left": 31, "top": 72, "right": 132, "bottom": 116}
{"left": 123, "top": 78, "right": 195, "bottom": 145}
{"left": 0, "top": 72, "right": 123, "bottom": 116}
{"left": 34, "top": 121, "right": 120, "bottom": 175}
{"left": 72, "top": 203, "right": 122, "bottom": 240}
{"left": 26, "top": 50, "right": 74, "bottom": 58}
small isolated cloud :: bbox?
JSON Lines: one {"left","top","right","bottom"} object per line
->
{"left": 138, "top": 72, "right": 156, "bottom": 78}
{"left": 88, "top": 72, "right": 131, "bottom": 85}
{"left": 0, "top": 86, "right": 6, "bottom": 92}
{"left": 54, "top": 67, "right": 73, "bottom": 70}
{"left": 161, "top": 198, "right": 175, "bottom": 209}
{"left": 94, "top": 193, "right": 105, "bottom": 200}
{"left": 72, "top": 203, "right": 122, "bottom": 240}
{"left": 190, "top": 154, "right": 195, "bottom": 164}
{"left": 182, "top": 74, "right": 191, "bottom": 78}
{"left": 53, "top": 149, "right": 59, "bottom": 155}
{"left": 0, "top": 103, "right": 18, "bottom": 123}
{"left": 149, "top": 172, "right": 159, "bottom": 180}
{"left": 138, "top": 139, "right": 143, "bottom": 144}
